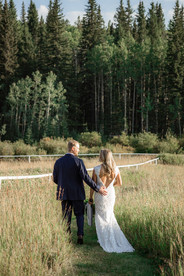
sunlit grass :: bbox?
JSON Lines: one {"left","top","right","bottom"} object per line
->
{"left": 0, "top": 157, "right": 183, "bottom": 275}
{"left": 0, "top": 155, "right": 153, "bottom": 176}
{"left": 115, "top": 165, "right": 184, "bottom": 275}
{"left": 0, "top": 179, "right": 73, "bottom": 275}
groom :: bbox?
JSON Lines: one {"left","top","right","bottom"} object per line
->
{"left": 53, "top": 139, "right": 107, "bottom": 244}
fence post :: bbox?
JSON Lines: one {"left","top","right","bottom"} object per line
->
{"left": 119, "top": 153, "right": 121, "bottom": 160}
{"left": 28, "top": 156, "right": 31, "bottom": 163}
{"left": 136, "top": 165, "right": 138, "bottom": 170}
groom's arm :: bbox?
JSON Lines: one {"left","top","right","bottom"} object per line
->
{"left": 78, "top": 159, "right": 100, "bottom": 192}
{"left": 89, "top": 170, "right": 96, "bottom": 204}
{"left": 52, "top": 161, "right": 58, "bottom": 184}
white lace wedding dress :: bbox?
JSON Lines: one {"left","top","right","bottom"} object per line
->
{"left": 94, "top": 165, "right": 135, "bottom": 253}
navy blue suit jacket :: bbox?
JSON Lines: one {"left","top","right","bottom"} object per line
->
{"left": 53, "top": 153, "right": 100, "bottom": 200}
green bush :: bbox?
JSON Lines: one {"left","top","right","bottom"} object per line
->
{"left": 80, "top": 132, "right": 102, "bottom": 147}
{"left": 36, "top": 148, "right": 47, "bottom": 155}
{"left": 86, "top": 146, "right": 101, "bottom": 153}
{"left": 104, "top": 143, "right": 133, "bottom": 153}
{"left": 178, "top": 136, "right": 184, "bottom": 150}
{"left": 159, "top": 153, "right": 184, "bottom": 165}
{"left": 110, "top": 131, "right": 129, "bottom": 146}
{"left": 0, "top": 141, "right": 14, "bottom": 155}
{"left": 39, "top": 137, "right": 67, "bottom": 154}
{"left": 129, "top": 132, "right": 159, "bottom": 153}
{"left": 13, "top": 140, "right": 37, "bottom": 155}
{"left": 157, "top": 131, "right": 181, "bottom": 153}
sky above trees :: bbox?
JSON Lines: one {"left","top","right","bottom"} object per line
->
{"left": 14, "top": 0, "right": 181, "bottom": 26}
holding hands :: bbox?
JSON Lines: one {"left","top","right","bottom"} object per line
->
{"left": 88, "top": 186, "right": 107, "bottom": 205}
{"left": 99, "top": 186, "right": 108, "bottom": 196}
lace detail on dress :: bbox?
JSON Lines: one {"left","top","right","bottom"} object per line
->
{"left": 94, "top": 165, "right": 135, "bottom": 253}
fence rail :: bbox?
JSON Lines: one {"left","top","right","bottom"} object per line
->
{"left": 0, "top": 158, "right": 159, "bottom": 189}
{"left": 0, "top": 152, "right": 158, "bottom": 162}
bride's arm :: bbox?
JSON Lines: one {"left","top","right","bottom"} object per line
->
{"left": 113, "top": 171, "right": 122, "bottom": 187}
{"left": 89, "top": 169, "right": 96, "bottom": 204}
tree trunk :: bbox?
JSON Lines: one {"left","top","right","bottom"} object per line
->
{"left": 22, "top": 103, "right": 27, "bottom": 137}
{"left": 132, "top": 79, "right": 136, "bottom": 134}
{"left": 101, "top": 70, "right": 104, "bottom": 133}
{"left": 94, "top": 73, "right": 97, "bottom": 131}
{"left": 154, "top": 75, "right": 158, "bottom": 134}
{"left": 124, "top": 78, "right": 127, "bottom": 132}
{"left": 141, "top": 77, "right": 144, "bottom": 132}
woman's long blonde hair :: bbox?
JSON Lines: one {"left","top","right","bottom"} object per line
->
{"left": 99, "top": 149, "right": 116, "bottom": 179}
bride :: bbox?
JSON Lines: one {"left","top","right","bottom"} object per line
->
{"left": 88, "top": 149, "right": 135, "bottom": 253}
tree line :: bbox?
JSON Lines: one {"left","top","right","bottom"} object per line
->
{"left": 0, "top": 0, "right": 184, "bottom": 143}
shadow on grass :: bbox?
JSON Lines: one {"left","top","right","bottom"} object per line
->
{"left": 70, "top": 217, "right": 160, "bottom": 276}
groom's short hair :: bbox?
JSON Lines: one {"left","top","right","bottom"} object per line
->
{"left": 68, "top": 139, "right": 79, "bottom": 151}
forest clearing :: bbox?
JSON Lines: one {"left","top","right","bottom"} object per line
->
{"left": 0, "top": 156, "right": 183, "bottom": 275}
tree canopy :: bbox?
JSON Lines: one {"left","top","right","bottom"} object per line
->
{"left": 0, "top": 0, "right": 184, "bottom": 142}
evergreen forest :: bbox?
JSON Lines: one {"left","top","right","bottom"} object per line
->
{"left": 0, "top": 0, "right": 184, "bottom": 143}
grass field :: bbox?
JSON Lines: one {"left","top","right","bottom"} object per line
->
{"left": 0, "top": 156, "right": 183, "bottom": 275}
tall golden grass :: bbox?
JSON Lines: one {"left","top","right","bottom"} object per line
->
{"left": 115, "top": 165, "right": 184, "bottom": 275}
{"left": 0, "top": 179, "right": 73, "bottom": 275}
{"left": 0, "top": 155, "right": 152, "bottom": 175}
{"left": 0, "top": 156, "right": 183, "bottom": 275}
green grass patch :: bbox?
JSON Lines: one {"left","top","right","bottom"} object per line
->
{"left": 69, "top": 217, "right": 159, "bottom": 276}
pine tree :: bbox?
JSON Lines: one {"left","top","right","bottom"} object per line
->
{"left": 156, "top": 3, "right": 166, "bottom": 38}
{"left": 0, "top": 0, "right": 4, "bottom": 116}
{"left": 45, "top": 0, "right": 66, "bottom": 75}
{"left": 166, "top": 0, "right": 184, "bottom": 135}
{"left": 0, "top": 0, "right": 18, "bottom": 117}
{"left": 37, "top": 16, "right": 46, "bottom": 73}
{"left": 18, "top": 2, "right": 36, "bottom": 77}
{"left": 0, "top": 0, "right": 18, "bottom": 81}
{"left": 136, "top": 1, "right": 147, "bottom": 43}
{"left": 114, "top": 0, "right": 126, "bottom": 42}
{"left": 81, "top": 0, "right": 104, "bottom": 51}
{"left": 79, "top": 0, "right": 106, "bottom": 132}
{"left": 125, "top": 0, "right": 133, "bottom": 34}
{"left": 135, "top": 1, "right": 149, "bottom": 132}
{"left": 9, "top": 0, "right": 19, "bottom": 79}
{"left": 132, "top": 19, "right": 138, "bottom": 40}
{"left": 146, "top": 2, "right": 167, "bottom": 134}
{"left": 27, "top": 0, "right": 39, "bottom": 43}
{"left": 62, "top": 24, "right": 82, "bottom": 134}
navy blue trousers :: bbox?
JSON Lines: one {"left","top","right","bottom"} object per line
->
{"left": 61, "top": 200, "right": 84, "bottom": 236}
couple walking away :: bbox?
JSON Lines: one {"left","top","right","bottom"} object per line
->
{"left": 53, "top": 139, "right": 134, "bottom": 253}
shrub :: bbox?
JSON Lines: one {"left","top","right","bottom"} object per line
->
{"left": 129, "top": 132, "right": 159, "bottom": 153}
{"left": 0, "top": 141, "right": 14, "bottom": 155}
{"left": 178, "top": 136, "right": 184, "bottom": 150}
{"left": 157, "top": 131, "right": 181, "bottom": 153}
{"left": 104, "top": 143, "right": 134, "bottom": 153}
{"left": 13, "top": 140, "right": 37, "bottom": 155}
{"left": 74, "top": 145, "right": 88, "bottom": 154}
{"left": 87, "top": 146, "right": 101, "bottom": 153}
{"left": 110, "top": 131, "right": 129, "bottom": 146}
{"left": 39, "top": 137, "right": 67, "bottom": 154}
{"left": 79, "top": 132, "right": 102, "bottom": 147}
{"left": 36, "top": 148, "right": 47, "bottom": 155}
{"left": 159, "top": 153, "right": 184, "bottom": 165}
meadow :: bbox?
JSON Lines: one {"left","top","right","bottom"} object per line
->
{"left": 0, "top": 156, "right": 183, "bottom": 275}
